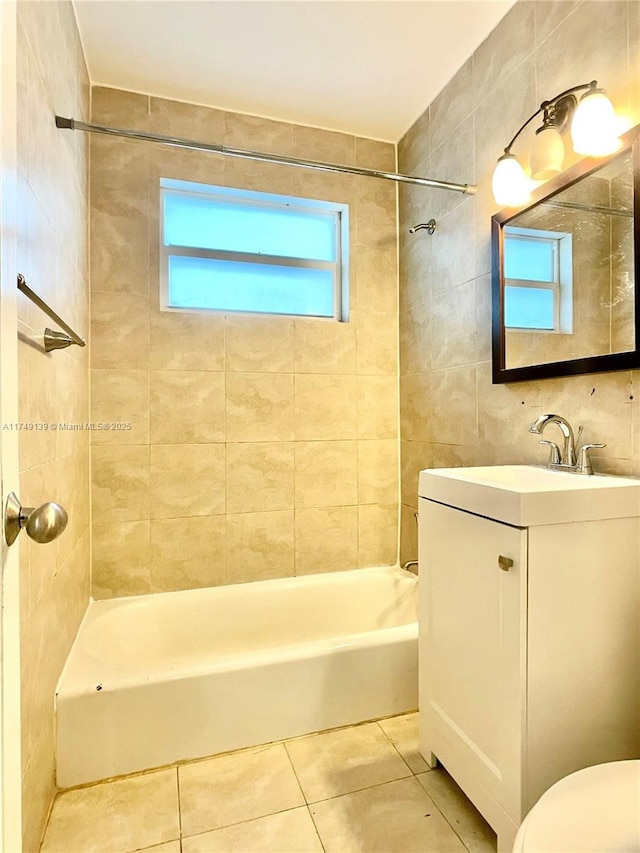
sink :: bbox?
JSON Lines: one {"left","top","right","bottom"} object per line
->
{"left": 418, "top": 465, "right": 640, "bottom": 526}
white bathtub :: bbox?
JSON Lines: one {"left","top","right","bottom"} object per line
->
{"left": 56, "top": 566, "right": 418, "bottom": 788}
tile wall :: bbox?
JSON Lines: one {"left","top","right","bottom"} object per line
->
{"left": 398, "top": 0, "right": 640, "bottom": 563}
{"left": 15, "top": 1, "right": 90, "bottom": 849}
{"left": 89, "top": 88, "right": 399, "bottom": 598}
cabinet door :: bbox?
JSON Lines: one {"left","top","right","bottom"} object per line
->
{"left": 419, "top": 498, "right": 527, "bottom": 822}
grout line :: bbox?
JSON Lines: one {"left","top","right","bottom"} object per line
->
{"left": 176, "top": 764, "right": 183, "bottom": 841}
{"left": 304, "top": 770, "right": 414, "bottom": 807}
{"left": 306, "top": 803, "right": 328, "bottom": 853}
{"left": 282, "top": 740, "right": 308, "bottom": 803}
{"left": 374, "top": 719, "right": 419, "bottom": 776}
{"left": 178, "top": 803, "right": 310, "bottom": 843}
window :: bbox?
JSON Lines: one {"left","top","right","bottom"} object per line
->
{"left": 160, "top": 179, "right": 349, "bottom": 319}
{"left": 504, "top": 226, "right": 573, "bottom": 333}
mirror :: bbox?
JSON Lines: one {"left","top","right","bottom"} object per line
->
{"left": 491, "top": 123, "right": 640, "bottom": 383}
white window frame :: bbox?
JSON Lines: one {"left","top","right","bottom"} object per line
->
{"left": 159, "top": 178, "right": 349, "bottom": 321}
{"left": 504, "top": 225, "right": 573, "bottom": 334}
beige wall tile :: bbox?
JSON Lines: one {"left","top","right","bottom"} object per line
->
{"left": 226, "top": 372, "right": 294, "bottom": 442}
{"left": 354, "top": 246, "right": 398, "bottom": 314}
{"left": 356, "top": 311, "right": 397, "bottom": 375}
{"left": 150, "top": 310, "right": 225, "bottom": 372}
{"left": 91, "top": 445, "right": 150, "bottom": 523}
{"left": 150, "top": 444, "right": 226, "bottom": 518}
{"left": 150, "top": 96, "right": 224, "bottom": 143}
{"left": 295, "top": 506, "right": 358, "bottom": 575}
{"left": 399, "top": 300, "right": 430, "bottom": 377}
{"left": 398, "top": 107, "right": 430, "bottom": 174}
{"left": 225, "top": 112, "right": 293, "bottom": 155}
{"left": 294, "top": 318, "right": 357, "bottom": 374}
{"left": 357, "top": 375, "right": 398, "bottom": 440}
{"left": 358, "top": 439, "right": 398, "bottom": 505}
{"left": 150, "top": 370, "right": 225, "bottom": 443}
{"left": 92, "top": 86, "right": 150, "bottom": 127}
{"left": 536, "top": 1, "right": 628, "bottom": 104}
{"left": 90, "top": 368, "right": 150, "bottom": 445}
{"left": 291, "top": 124, "right": 356, "bottom": 165}
{"left": 431, "top": 57, "right": 474, "bottom": 149}
{"left": 358, "top": 503, "right": 398, "bottom": 568}
{"left": 92, "top": 520, "right": 151, "bottom": 598}
{"left": 21, "top": 724, "right": 56, "bottom": 853}
{"left": 356, "top": 138, "right": 396, "bottom": 172}
{"left": 225, "top": 315, "right": 294, "bottom": 373}
{"left": 473, "top": 3, "right": 535, "bottom": 106}
{"left": 18, "top": 341, "right": 57, "bottom": 471}
{"left": 400, "top": 373, "right": 431, "bottom": 442}
{"left": 56, "top": 449, "right": 91, "bottom": 568}
{"left": 430, "top": 280, "right": 478, "bottom": 370}
{"left": 90, "top": 224, "right": 149, "bottom": 297}
{"left": 430, "top": 366, "right": 478, "bottom": 446}
{"left": 226, "top": 442, "right": 294, "bottom": 513}
{"left": 294, "top": 374, "right": 358, "bottom": 440}
{"left": 294, "top": 441, "right": 358, "bottom": 508}
{"left": 226, "top": 511, "right": 295, "bottom": 584}
{"left": 91, "top": 291, "right": 149, "bottom": 370}
{"left": 150, "top": 516, "right": 226, "bottom": 592}
{"left": 91, "top": 137, "right": 149, "bottom": 221}
{"left": 400, "top": 440, "right": 433, "bottom": 509}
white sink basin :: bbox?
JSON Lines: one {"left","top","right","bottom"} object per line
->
{"left": 418, "top": 465, "right": 640, "bottom": 527}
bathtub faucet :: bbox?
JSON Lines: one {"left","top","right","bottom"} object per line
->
{"left": 401, "top": 560, "right": 418, "bottom": 575}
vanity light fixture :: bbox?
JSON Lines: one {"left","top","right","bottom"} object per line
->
{"left": 492, "top": 80, "right": 621, "bottom": 207}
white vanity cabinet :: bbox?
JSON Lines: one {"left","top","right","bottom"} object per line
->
{"left": 418, "top": 466, "right": 640, "bottom": 852}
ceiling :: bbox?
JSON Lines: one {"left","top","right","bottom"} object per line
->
{"left": 72, "top": 0, "right": 515, "bottom": 142}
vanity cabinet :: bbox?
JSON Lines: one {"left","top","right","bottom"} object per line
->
{"left": 418, "top": 468, "right": 640, "bottom": 852}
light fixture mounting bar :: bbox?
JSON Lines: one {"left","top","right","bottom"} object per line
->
{"left": 55, "top": 116, "right": 477, "bottom": 195}
{"left": 502, "top": 80, "right": 598, "bottom": 154}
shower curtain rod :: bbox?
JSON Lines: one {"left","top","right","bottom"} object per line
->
{"left": 55, "top": 116, "right": 477, "bottom": 195}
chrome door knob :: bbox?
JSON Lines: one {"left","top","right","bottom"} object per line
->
{"left": 4, "top": 492, "right": 68, "bottom": 546}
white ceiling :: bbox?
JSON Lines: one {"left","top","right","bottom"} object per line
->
{"left": 73, "top": 0, "right": 515, "bottom": 142}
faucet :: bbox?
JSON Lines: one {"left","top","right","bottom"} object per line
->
{"left": 529, "top": 413, "right": 605, "bottom": 474}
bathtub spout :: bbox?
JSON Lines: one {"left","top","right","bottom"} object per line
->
{"left": 402, "top": 560, "right": 418, "bottom": 575}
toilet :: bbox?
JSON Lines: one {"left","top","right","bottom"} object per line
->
{"left": 513, "top": 760, "right": 640, "bottom": 852}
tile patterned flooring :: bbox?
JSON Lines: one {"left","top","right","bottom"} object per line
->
{"left": 40, "top": 713, "right": 497, "bottom": 853}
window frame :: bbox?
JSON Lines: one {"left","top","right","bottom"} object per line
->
{"left": 159, "top": 178, "right": 349, "bottom": 321}
{"left": 503, "top": 226, "right": 573, "bottom": 334}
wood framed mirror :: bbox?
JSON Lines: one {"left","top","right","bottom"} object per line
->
{"left": 491, "top": 123, "right": 640, "bottom": 383}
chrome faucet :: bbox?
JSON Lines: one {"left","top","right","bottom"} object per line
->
{"left": 529, "top": 413, "right": 605, "bottom": 474}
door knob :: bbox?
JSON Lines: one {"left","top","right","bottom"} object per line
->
{"left": 4, "top": 492, "right": 68, "bottom": 546}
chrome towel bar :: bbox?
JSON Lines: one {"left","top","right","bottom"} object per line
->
{"left": 17, "top": 274, "right": 86, "bottom": 352}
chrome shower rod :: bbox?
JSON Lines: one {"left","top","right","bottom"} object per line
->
{"left": 55, "top": 116, "right": 477, "bottom": 195}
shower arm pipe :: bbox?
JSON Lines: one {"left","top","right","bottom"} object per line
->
{"left": 55, "top": 116, "right": 477, "bottom": 195}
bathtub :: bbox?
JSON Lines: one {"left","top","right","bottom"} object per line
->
{"left": 56, "top": 566, "right": 418, "bottom": 788}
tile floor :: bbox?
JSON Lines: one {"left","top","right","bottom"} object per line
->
{"left": 40, "top": 713, "right": 497, "bottom": 853}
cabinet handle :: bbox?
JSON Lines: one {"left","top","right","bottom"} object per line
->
{"left": 498, "top": 555, "right": 513, "bottom": 572}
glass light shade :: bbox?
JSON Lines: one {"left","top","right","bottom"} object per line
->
{"left": 571, "top": 89, "right": 621, "bottom": 156}
{"left": 492, "top": 154, "right": 531, "bottom": 207}
{"left": 529, "top": 125, "right": 565, "bottom": 180}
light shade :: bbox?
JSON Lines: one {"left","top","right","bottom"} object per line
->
{"left": 492, "top": 154, "right": 531, "bottom": 207}
{"left": 529, "top": 125, "right": 565, "bottom": 180}
{"left": 571, "top": 89, "right": 621, "bottom": 156}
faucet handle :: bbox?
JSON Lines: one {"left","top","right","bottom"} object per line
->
{"left": 576, "top": 443, "right": 606, "bottom": 475}
{"left": 539, "top": 439, "right": 561, "bottom": 465}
